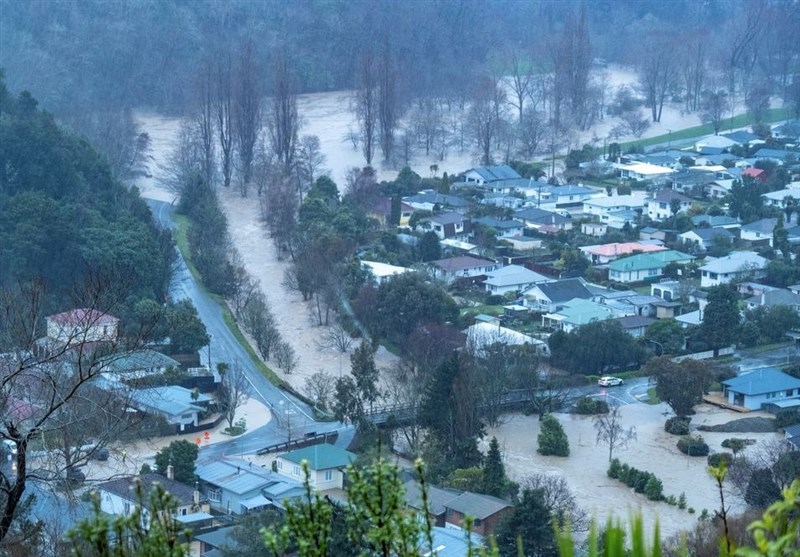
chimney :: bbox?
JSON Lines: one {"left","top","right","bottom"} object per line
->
{"left": 166, "top": 463, "right": 174, "bottom": 481}
{"left": 193, "top": 482, "right": 200, "bottom": 507}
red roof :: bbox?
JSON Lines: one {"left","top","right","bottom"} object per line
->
{"left": 742, "top": 168, "right": 766, "bottom": 178}
{"left": 47, "top": 308, "right": 118, "bottom": 326}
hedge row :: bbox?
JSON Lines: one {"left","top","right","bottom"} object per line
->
{"left": 608, "top": 459, "right": 664, "bottom": 501}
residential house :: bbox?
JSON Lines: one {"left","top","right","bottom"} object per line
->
{"left": 126, "top": 385, "right": 211, "bottom": 432}
{"left": 753, "top": 148, "right": 798, "bottom": 164}
{"left": 603, "top": 209, "right": 640, "bottom": 229}
{"left": 679, "top": 228, "right": 736, "bottom": 253}
{"left": 721, "top": 368, "right": 800, "bottom": 411}
{"left": 542, "top": 298, "right": 622, "bottom": 332}
{"left": 581, "top": 222, "right": 608, "bottom": 237}
{"left": 612, "top": 161, "right": 677, "bottom": 182}
{"left": 745, "top": 289, "right": 800, "bottom": 311}
{"left": 645, "top": 190, "right": 693, "bottom": 221}
{"left": 668, "top": 170, "right": 717, "bottom": 195}
{"left": 699, "top": 251, "right": 768, "bottom": 287}
{"left": 771, "top": 120, "right": 800, "bottom": 141}
{"left": 415, "top": 212, "right": 471, "bottom": 240}
{"left": 740, "top": 218, "right": 778, "bottom": 247}
{"left": 580, "top": 242, "right": 666, "bottom": 265}
{"left": 361, "top": 261, "right": 411, "bottom": 285}
{"left": 613, "top": 315, "right": 657, "bottom": 338}
{"left": 722, "top": 130, "right": 761, "bottom": 145}
{"left": 607, "top": 250, "right": 694, "bottom": 284}
{"left": 738, "top": 282, "right": 778, "bottom": 297}
{"left": 694, "top": 134, "right": 738, "bottom": 153}
{"left": 534, "top": 184, "right": 597, "bottom": 212}
{"left": 742, "top": 167, "right": 769, "bottom": 183}
{"left": 464, "top": 322, "right": 548, "bottom": 354}
{"left": 197, "top": 457, "right": 305, "bottom": 515}
{"left": 368, "top": 197, "right": 414, "bottom": 228}
{"left": 97, "top": 349, "right": 179, "bottom": 379}
{"left": 480, "top": 192, "right": 524, "bottom": 210}
{"left": 404, "top": 191, "right": 471, "bottom": 214}
{"left": 275, "top": 444, "right": 356, "bottom": 491}
{"left": 461, "top": 165, "right": 522, "bottom": 185}
{"left": 483, "top": 265, "right": 550, "bottom": 295}
{"left": 583, "top": 195, "right": 646, "bottom": 218}
{"left": 443, "top": 492, "right": 513, "bottom": 537}
{"left": 429, "top": 256, "right": 499, "bottom": 284}
{"left": 513, "top": 207, "right": 572, "bottom": 232}
{"left": 473, "top": 216, "right": 525, "bottom": 238}
{"left": 97, "top": 472, "right": 209, "bottom": 520}
{"left": 690, "top": 215, "right": 740, "bottom": 230}
{"left": 784, "top": 423, "right": 800, "bottom": 450}
{"left": 706, "top": 179, "right": 737, "bottom": 199}
{"left": 46, "top": 308, "right": 119, "bottom": 345}
{"left": 762, "top": 185, "right": 800, "bottom": 208}
{"left": 639, "top": 227, "right": 672, "bottom": 242}
{"left": 522, "top": 278, "right": 594, "bottom": 313}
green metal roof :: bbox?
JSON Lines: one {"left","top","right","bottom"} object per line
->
{"left": 281, "top": 444, "right": 356, "bottom": 470}
{"left": 607, "top": 250, "right": 693, "bottom": 273}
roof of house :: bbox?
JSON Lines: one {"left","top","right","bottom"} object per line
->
{"left": 97, "top": 473, "right": 204, "bottom": 506}
{"left": 464, "top": 322, "right": 540, "bottom": 348}
{"left": 513, "top": 207, "right": 570, "bottom": 225}
{"left": 746, "top": 289, "right": 800, "bottom": 307}
{"left": 194, "top": 526, "right": 237, "bottom": 550}
{"left": 681, "top": 227, "right": 735, "bottom": 242}
{"left": 47, "top": 308, "right": 118, "bottom": 326}
{"left": 651, "top": 190, "right": 692, "bottom": 203}
{"left": 484, "top": 265, "right": 550, "bottom": 287}
{"left": 754, "top": 148, "right": 796, "bottom": 160}
{"left": 784, "top": 423, "right": 800, "bottom": 437}
{"left": 581, "top": 242, "right": 666, "bottom": 258}
{"left": 741, "top": 218, "right": 777, "bottom": 234}
{"left": 405, "top": 192, "right": 471, "bottom": 209}
{"left": 545, "top": 184, "right": 596, "bottom": 197}
{"left": 548, "top": 299, "right": 616, "bottom": 326}
{"left": 474, "top": 217, "right": 524, "bottom": 231}
{"left": 529, "top": 278, "right": 592, "bottom": 303}
{"left": 722, "top": 368, "right": 800, "bottom": 395}
{"left": 361, "top": 260, "right": 411, "bottom": 279}
{"left": 467, "top": 165, "right": 522, "bottom": 182}
{"left": 699, "top": 251, "right": 768, "bottom": 274}
{"left": 691, "top": 215, "right": 740, "bottom": 228}
{"left": 196, "top": 458, "right": 277, "bottom": 495}
{"left": 424, "top": 211, "right": 469, "bottom": 225}
{"left": 742, "top": 168, "right": 767, "bottom": 178}
{"left": 431, "top": 256, "right": 497, "bottom": 273}
{"left": 696, "top": 135, "right": 738, "bottom": 150}
{"left": 444, "top": 492, "right": 512, "bottom": 520}
{"left": 127, "top": 385, "right": 210, "bottom": 418}
{"left": 614, "top": 315, "right": 657, "bottom": 329}
{"left": 370, "top": 197, "right": 415, "bottom": 215}
{"left": 98, "top": 349, "right": 179, "bottom": 374}
{"left": 403, "top": 480, "right": 462, "bottom": 516}
{"left": 584, "top": 195, "right": 646, "bottom": 208}
{"left": 608, "top": 250, "right": 694, "bottom": 273}
{"left": 722, "top": 130, "right": 760, "bottom": 144}
{"left": 280, "top": 444, "right": 356, "bottom": 470}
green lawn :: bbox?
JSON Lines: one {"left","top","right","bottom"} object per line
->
{"left": 460, "top": 305, "right": 506, "bottom": 317}
{"left": 645, "top": 387, "right": 662, "bottom": 405}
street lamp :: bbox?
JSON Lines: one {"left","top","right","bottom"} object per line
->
{"left": 667, "top": 129, "right": 672, "bottom": 150}
{"left": 207, "top": 333, "right": 213, "bottom": 370}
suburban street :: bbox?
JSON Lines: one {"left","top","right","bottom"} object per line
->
{"left": 145, "top": 199, "right": 351, "bottom": 456}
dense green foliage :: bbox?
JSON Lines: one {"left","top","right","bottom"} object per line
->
{"left": 575, "top": 397, "right": 609, "bottom": 415}
{"left": 496, "top": 488, "right": 558, "bottom": 557}
{"left": 537, "top": 414, "right": 570, "bottom": 457}
{"left": 154, "top": 440, "right": 199, "bottom": 485}
{"left": 0, "top": 79, "right": 174, "bottom": 320}
{"left": 699, "top": 285, "right": 741, "bottom": 351}
{"left": 644, "top": 357, "right": 714, "bottom": 417}
{"left": 607, "top": 459, "right": 665, "bottom": 501}
{"left": 548, "top": 320, "right": 648, "bottom": 375}
{"left": 664, "top": 416, "right": 691, "bottom": 435}
{"left": 677, "top": 435, "right": 710, "bottom": 457}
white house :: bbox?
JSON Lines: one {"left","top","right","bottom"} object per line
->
{"left": 762, "top": 184, "right": 800, "bottom": 208}
{"left": 416, "top": 212, "right": 471, "bottom": 240}
{"left": 46, "top": 308, "right": 119, "bottom": 345}
{"left": 679, "top": 228, "right": 736, "bottom": 252}
{"left": 462, "top": 165, "right": 521, "bottom": 185}
{"left": 361, "top": 261, "right": 411, "bottom": 284}
{"left": 275, "top": 444, "right": 356, "bottom": 491}
{"left": 463, "top": 322, "right": 549, "bottom": 354}
{"left": 483, "top": 265, "right": 550, "bottom": 295}
{"left": 740, "top": 218, "right": 778, "bottom": 247}
{"left": 126, "top": 385, "right": 212, "bottom": 432}
{"left": 699, "top": 251, "right": 768, "bottom": 287}
{"left": 645, "top": 190, "right": 693, "bottom": 221}
{"left": 583, "top": 194, "right": 646, "bottom": 218}
{"left": 428, "top": 256, "right": 499, "bottom": 284}
{"left": 97, "top": 472, "right": 209, "bottom": 521}
{"left": 523, "top": 278, "right": 593, "bottom": 313}
{"left": 721, "top": 368, "right": 800, "bottom": 411}
{"left": 613, "top": 162, "right": 677, "bottom": 181}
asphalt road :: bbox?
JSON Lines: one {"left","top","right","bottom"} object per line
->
{"left": 145, "top": 199, "right": 349, "bottom": 456}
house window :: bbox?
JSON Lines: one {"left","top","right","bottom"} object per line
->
{"left": 276, "top": 460, "right": 283, "bottom": 470}
{"left": 208, "top": 489, "right": 221, "bottom": 502}
{"left": 123, "top": 502, "right": 131, "bottom": 515}
{"left": 181, "top": 508, "right": 187, "bottom": 516}
{"left": 787, "top": 389, "right": 794, "bottom": 397}
{"left": 293, "top": 465, "right": 300, "bottom": 476}
{"left": 324, "top": 470, "right": 333, "bottom": 481}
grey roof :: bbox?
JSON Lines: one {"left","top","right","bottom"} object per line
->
{"left": 754, "top": 148, "right": 796, "bottom": 160}
{"left": 614, "top": 315, "right": 657, "bottom": 329}
{"left": 684, "top": 227, "right": 734, "bottom": 242}
{"left": 783, "top": 423, "right": 800, "bottom": 437}
{"left": 97, "top": 473, "right": 204, "bottom": 506}
{"left": 513, "top": 207, "right": 569, "bottom": 225}
{"left": 742, "top": 218, "right": 778, "bottom": 234}
{"left": 545, "top": 184, "right": 595, "bottom": 196}
{"left": 746, "top": 289, "right": 800, "bottom": 307}
{"left": 405, "top": 192, "right": 471, "bottom": 208}
{"left": 425, "top": 211, "right": 469, "bottom": 225}
{"left": 652, "top": 190, "right": 692, "bottom": 203}
{"left": 691, "top": 215, "right": 739, "bottom": 228}
{"left": 722, "top": 368, "right": 800, "bottom": 395}
{"left": 99, "top": 349, "right": 179, "bottom": 374}
{"left": 699, "top": 251, "right": 768, "bottom": 274}
{"left": 431, "top": 256, "right": 497, "bottom": 273}
{"left": 484, "top": 265, "right": 550, "bottom": 287}
{"left": 127, "top": 385, "right": 210, "bottom": 418}
{"left": 194, "top": 526, "right": 237, "bottom": 550}
{"left": 196, "top": 458, "right": 277, "bottom": 495}
{"left": 468, "top": 165, "right": 522, "bottom": 182}
{"left": 444, "top": 492, "right": 512, "bottom": 520}
{"left": 403, "top": 480, "right": 462, "bottom": 516}
{"left": 532, "top": 278, "right": 592, "bottom": 303}
{"left": 474, "top": 217, "right": 524, "bottom": 230}
{"left": 722, "top": 130, "right": 760, "bottom": 144}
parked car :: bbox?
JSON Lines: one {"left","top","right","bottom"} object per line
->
{"left": 598, "top": 376, "right": 624, "bottom": 387}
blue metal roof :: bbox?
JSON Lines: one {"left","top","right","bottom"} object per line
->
{"left": 722, "top": 368, "right": 800, "bottom": 396}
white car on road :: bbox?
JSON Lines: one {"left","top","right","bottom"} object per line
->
{"left": 598, "top": 376, "right": 624, "bottom": 387}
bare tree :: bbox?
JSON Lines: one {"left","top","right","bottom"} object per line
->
{"left": 323, "top": 324, "right": 355, "bottom": 353}
{"left": 377, "top": 42, "right": 399, "bottom": 162}
{"left": 217, "top": 360, "right": 250, "bottom": 429}
{"left": 303, "top": 371, "right": 336, "bottom": 411}
{"left": 468, "top": 76, "right": 504, "bottom": 166}
{"left": 160, "top": 121, "right": 203, "bottom": 195}
{"left": 354, "top": 47, "right": 378, "bottom": 165}
{"left": 680, "top": 31, "right": 709, "bottom": 113}
{"left": 273, "top": 341, "right": 299, "bottom": 375}
{"left": 639, "top": 32, "right": 678, "bottom": 123}
{"left": 593, "top": 404, "right": 637, "bottom": 463}
{"left": 196, "top": 59, "right": 216, "bottom": 186}
{"left": 701, "top": 90, "right": 730, "bottom": 134}
{"left": 723, "top": 3, "right": 766, "bottom": 98}
{"left": 517, "top": 107, "right": 546, "bottom": 159}
{"left": 519, "top": 474, "right": 589, "bottom": 533}
{"left": 506, "top": 47, "right": 535, "bottom": 121}
{"left": 410, "top": 96, "right": 444, "bottom": 157}
{"left": 620, "top": 109, "right": 651, "bottom": 138}
{"left": 234, "top": 41, "right": 262, "bottom": 196}
{"left": 215, "top": 53, "right": 235, "bottom": 189}
{"left": 551, "top": 6, "right": 592, "bottom": 129}
{"left": 295, "top": 135, "right": 326, "bottom": 194}
{"left": 0, "top": 275, "right": 156, "bottom": 544}
{"left": 383, "top": 361, "right": 427, "bottom": 455}
{"left": 267, "top": 51, "right": 300, "bottom": 177}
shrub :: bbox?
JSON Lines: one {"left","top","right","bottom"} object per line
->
{"left": 775, "top": 410, "right": 800, "bottom": 428}
{"left": 664, "top": 416, "right": 691, "bottom": 435}
{"left": 607, "top": 458, "right": 622, "bottom": 479}
{"left": 678, "top": 492, "right": 687, "bottom": 510}
{"left": 634, "top": 472, "right": 650, "bottom": 494}
{"left": 721, "top": 438, "right": 748, "bottom": 455}
{"left": 575, "top": 396, "right": 610, "bottom": 415}
{"left": 707, "top": 452, "right": 733, "bottom": 467}
{"left": 645, "top": 476, "right": 664, "bottom": 501}
{"left": 678, "top": 435, "right": 709, "bottom": 456}
{"left": 537, "top": 414, "right": 570, "bottom": 457}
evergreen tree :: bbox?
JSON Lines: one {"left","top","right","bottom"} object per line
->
{"left": 699, "top": 284, "right": 741, "bottom": 351}
{"left": 495, "top": 488, "right": 558, "bottom": 557}
{"left": 482, "top": 437, "right": 507, "bottom": 497}
{"left": 537, "top": 414, "right": 570, "bottom": 457}
{"left": 154, "top": 440, "right": 198, "bottom": 484}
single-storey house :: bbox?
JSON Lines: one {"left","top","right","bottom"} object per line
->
{"left": 473, "top": 216, "right": 525, "bottom": 238}
{"left": 762, "top": 186, "right": 800, "bottom": 208}
{"left": 679, "top": 228, "right": 735, "bottom": 252}
{"left": 98, "top": 349, "right": 180, "bottom": 379}
{"left": 753, "top": 148, "right": 797, "bottom": 164}
{"left": 784, "top": 423, "right": 800, "bottom": 450}
{"left": 404, "top": 191, "right": 471, "bottom": 214}
{"left": 97, "top": 472, "right": 209, "bottom": 520}
{"left": 613, "top": 162, "right": 677, "bottom": 182}
{"left": 691, "top": 215, "right": 740, "bottom": 230}
{"left": 580, "top": 242, "right": 666, "bottom": 265}
{"left": 461, "top": 165, "right": 521, "bottom": 185}
{"left": 368, "top": 197, "right": 415, "bottom": 228}
{"left": 742, "top": 167, "right": 769, "bottom": 183}
{"left": 721, "top": 368, "right": 800, "bottom": 411}
{"left": 523, "top": 278, "right": 594, "bottom": 313}
{"left": 699, "top": 251, "right": 768, "bottom": 287}
{"left": 361, "top": 261, "right": 411, "bottom": 285}
{"left": 483, "top": 265, "right": 550, "bottom": 295}
{"left": 583, "top": 194, "right": 646, "bottom": 218}
{"left": 443, "top": 491, "right": 513, "bottom": 537}
{"left": 613, "top": 315, "right": 657, "bottom": 338}
{"left": 740, "top": 218, "right": 778, "bottom": 247}
{"left": 607, "top": 250, "right": 694, "bottom": 284}
{"left": 46, "top": 308, "right": 119, "bottom": 345}
{"left": 542, "top": 298, "right": 620, "bottom": 333}
{"left": 745, "top": 289, "right": 800, "bottom": 311}
{"left": 275, "top": 444, "right": 356, "bottom": 491}
{"left": 126, "top": 385, "right": 211, "bottom": 432}
{"left": 581, "top": 222, "right": 608, "bottom": 237}
{"left": 513, "top": 207, "right": 572, "bottom": 231}
{"left": 464, "top": 322, "right": 549, "bottom": 354}
{"left": 428, "top": 256, "right": 499, "bottom": 284}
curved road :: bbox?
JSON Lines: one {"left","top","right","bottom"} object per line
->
{"left": 146, "top": 199, "right": 351, "bottom": 457}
